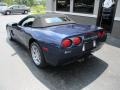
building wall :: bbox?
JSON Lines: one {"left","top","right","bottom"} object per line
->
{"left": 46, "top": 0, "right": 54, "bottom": 11}
{"left": 116, "top": 0, "right": 120, "bottom": 17}
{"left": 112, "top": 20, "right": 120, "bottom": 38}
{"left": 93, "top": 0, "right": 100, "bottom": 15}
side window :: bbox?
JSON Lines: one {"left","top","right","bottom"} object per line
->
{"left": 20, "top": 5, "right": 26, "bottom": 9}
{"left": 19, "top": 6, "right": 24, "bottom": 9}
{"left": 10, "top": 6, "right": 18, "bottom": 9}
{"left": 21, "top": 18, "right": 35, "bottom": 27}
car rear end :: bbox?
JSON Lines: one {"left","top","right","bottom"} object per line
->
{"left": 23, "top": 5, "right": 30, "bottom": 13}
{"left": 17, "top": 5, "right": 30, "bottom": 14}
{"left": 43, "top": 25, "right": 107, "bottom": 66}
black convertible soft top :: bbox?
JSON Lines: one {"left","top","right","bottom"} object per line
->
{"left": 30, "top": 14, "right": 75, "bottom": 27}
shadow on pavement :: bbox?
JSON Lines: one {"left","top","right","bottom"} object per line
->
{"left": 7, "top": 39, "right": 108, "bottom": 90}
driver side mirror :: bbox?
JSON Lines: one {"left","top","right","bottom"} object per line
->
{"left": 12, "top": 23, "right": 18, "bottom": 27}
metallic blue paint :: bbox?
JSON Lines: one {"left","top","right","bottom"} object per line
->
{"left": 7, "top": 23, "right": 107, "bottom": 66}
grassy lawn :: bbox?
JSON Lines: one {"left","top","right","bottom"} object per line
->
{"left": 31, "top": 5, "right": 46, "bottom": 15}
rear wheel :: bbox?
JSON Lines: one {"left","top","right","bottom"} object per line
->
{"left": 5, "top": 11, "right": 11, "bottom": 15}
{"left": 23, "top": 10, "right": 28, "bottom": 14}
{"left": 30, "top": 42, "right": 47, "bottom": 68}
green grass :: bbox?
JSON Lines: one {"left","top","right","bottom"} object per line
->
{"left": 31, "top": 5, "right": 46, "bottom": 15}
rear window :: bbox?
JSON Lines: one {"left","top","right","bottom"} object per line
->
{"left": 45, "top": 17, "right": 71, "bottom": 23}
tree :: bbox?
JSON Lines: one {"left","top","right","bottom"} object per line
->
{"left": 3, "top": 0, "right": 36, "bottom": 6}
{"left": 14, "top": 0, "right": 36, "bottom": 6}
{"left": 40, "top": 0, "right": 46, "bottom": 6}
{"left": 3, "top": 0, "right": 46, "bottom": 7}
{"left": 3, "top": 0, "right": 13, "bottom": 5}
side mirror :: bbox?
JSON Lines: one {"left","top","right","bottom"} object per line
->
{"left": 12, "top": 23, "right": 18, "bottom": 27}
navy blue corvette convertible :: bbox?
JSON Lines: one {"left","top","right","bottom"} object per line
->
{"left": 6, "top": 14, "right": 107, "bottom": 68}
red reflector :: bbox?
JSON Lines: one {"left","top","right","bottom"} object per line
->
{"left": 73, "top": 37, "right": 82, "bottom": 45}
{"left": 98, "top": 31, "right": 106, "bottom": 38}
{"left": 62, "top": 39, "right": 72, "bottom": 48}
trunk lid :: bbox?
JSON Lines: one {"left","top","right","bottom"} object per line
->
{"left": 46, "top": 24, "right": 98, "bottom": 37}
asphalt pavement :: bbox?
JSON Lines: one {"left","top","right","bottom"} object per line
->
{"left": 0, "top": 14, "right": 120, "bottom": 90}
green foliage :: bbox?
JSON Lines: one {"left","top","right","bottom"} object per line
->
{"left": 13, "top": 0, "right": 36, "bottom": 6}
{"left": 2, "top": 0, "right": 47, "bottom": 7}
{"left": 40, "top": 0, "right": 46, "bottom": 7}
{"left": 31, "top": 5, "right": 46, "bottom": 14}
{"left": 3, "top": 0, "right": 13, "bottom": 5}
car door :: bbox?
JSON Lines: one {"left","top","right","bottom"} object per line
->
{"left": 17, "top": 5, "right": 24, "bottom": 13}
{"left": 10, "top": 5, "right": 19, "bottom": 14}
{"left": 15, "top": 16, "right": 35, "bottom": 46}
{"left": 18, "top": 5, "right": 26, "bottom": 13}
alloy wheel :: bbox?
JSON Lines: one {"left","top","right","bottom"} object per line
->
{"left": 31, "top": 44, "right": 42, "bottom": 66}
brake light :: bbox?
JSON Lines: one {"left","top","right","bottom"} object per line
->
{"left": 98, "top": 31, "right": 106, "bottom": 38}
{"left": 73, "top": 37, "right": 82, "bottom": 45}
{"left": 62, "top": 39, "right": 72, "bottom": 48}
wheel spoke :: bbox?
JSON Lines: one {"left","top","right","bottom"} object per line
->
{"left": 31, "top": 44, "right": 41, "bottom": 66}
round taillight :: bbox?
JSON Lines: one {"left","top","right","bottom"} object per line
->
{"left": 73, "top": 37, "right": 82, "bottom": 45}
{"left": 62, "top": 39, "right": 72, "bottom": 48}
{"left": 98, "top": 31, "right": 106, "bottom": 38}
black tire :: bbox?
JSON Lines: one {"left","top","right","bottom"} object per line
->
{"left": 23, "top": 10, "right": 28, "bottom": 14}
{"left": 30, "top": 42, "right": 47, "bottom": 68}
{"left": 5, "top": 11, "right": 11, "bottom": 15}
{"left": 7, "top": 29, "right": 13, "bottom": 41}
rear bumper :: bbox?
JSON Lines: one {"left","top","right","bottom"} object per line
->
{"left": 42, "top": 41, "right": 104, "bottom": 66}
